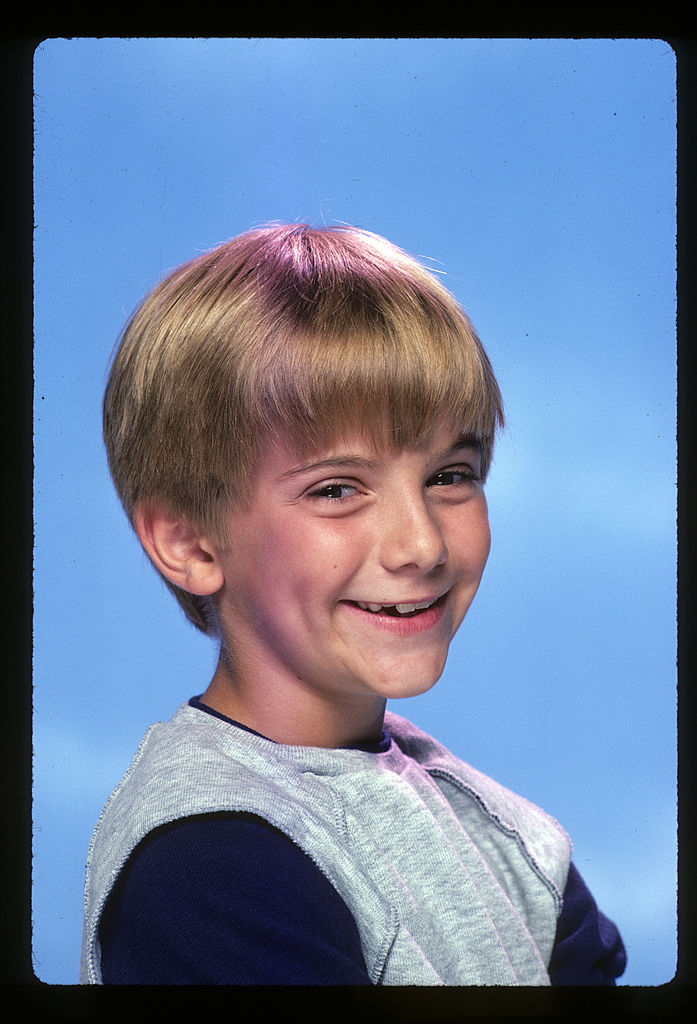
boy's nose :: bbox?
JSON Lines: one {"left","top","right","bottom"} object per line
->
{"left": 379, "top": 497, "right": 448, "bottom": 573}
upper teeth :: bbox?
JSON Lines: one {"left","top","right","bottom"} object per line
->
{"left": 356, "top": 598, "right": 437, "bottom": 614}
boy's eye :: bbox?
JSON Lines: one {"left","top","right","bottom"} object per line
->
{"left": 308, "top": 482, "right": 357, "bottom": 501}
{"left": 427, "top": 468, "right": 477, "bottom": 487}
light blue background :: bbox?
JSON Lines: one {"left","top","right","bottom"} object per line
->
{"left": 33, "top": 37, "right": 676, "bottom": 986}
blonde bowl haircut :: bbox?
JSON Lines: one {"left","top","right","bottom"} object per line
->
{"left": 103, "top": 224, "right": 505, "bottom": 635}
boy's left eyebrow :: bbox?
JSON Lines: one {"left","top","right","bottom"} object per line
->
{"left": 446, "top": 433, "right": 481, "bottom": 457}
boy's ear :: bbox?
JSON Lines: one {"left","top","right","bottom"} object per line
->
{"left": 133, "top": 503, "right": 224, "bottom": 596}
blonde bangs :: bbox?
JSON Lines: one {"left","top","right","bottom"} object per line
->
{"left": 235, "top": 248, "right": 504, "bottom": 483}
{"left": 248, "top": 321, "right": 498, "bottom": 462}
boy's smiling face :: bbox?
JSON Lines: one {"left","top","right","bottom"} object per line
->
{"left": 205, "top": 418, "right": 491, "bottom": 746}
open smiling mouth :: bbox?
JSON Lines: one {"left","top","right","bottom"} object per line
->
{"left": 347, "top": 594, "right": 447, "bottom": 618}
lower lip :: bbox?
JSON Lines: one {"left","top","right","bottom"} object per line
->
{"left": 340, "top": 594, "right": 448, "bottom": 636}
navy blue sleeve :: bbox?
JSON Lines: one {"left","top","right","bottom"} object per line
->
{"left": 99, "top": 813, "right": 372, "bottom": 985}
{"left": 549, "top": 861, "right": 627, "bottom": 985}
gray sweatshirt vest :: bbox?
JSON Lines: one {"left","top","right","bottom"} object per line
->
{"left": 80, "top": 703, "right": 571, "bottom": 985}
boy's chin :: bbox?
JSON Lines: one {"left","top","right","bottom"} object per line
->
{"left": 368, "top": 666, "right": 446, "bottom": 702}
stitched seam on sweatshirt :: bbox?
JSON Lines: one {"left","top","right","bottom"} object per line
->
{"left": 426, "top": 767, "right": 564, "bottom": 915}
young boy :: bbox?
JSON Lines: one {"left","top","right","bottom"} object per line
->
{"left": 80, "top": 224, "right": 626, "bottom": 985}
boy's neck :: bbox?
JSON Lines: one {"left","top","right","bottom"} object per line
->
{"left": 201, "top": 659, "right": 387, "bottom": 750}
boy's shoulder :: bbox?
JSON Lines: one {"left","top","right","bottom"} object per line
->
{"left": 113, "top": 703, "right": 570, "bottom": 851}
{"left": 94, "top": 702, "right": 571, "bottom": 904}
{"left": 384, "top": 709, "right": 572, "bottom": 902}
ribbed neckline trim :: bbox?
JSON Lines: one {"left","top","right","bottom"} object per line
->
{"left": 188, "top": 695, "right": 392, "bottom": 754}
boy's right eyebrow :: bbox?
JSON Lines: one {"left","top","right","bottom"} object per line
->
{"left": 280, "top": 455, "right": 385, "bottom": 479}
